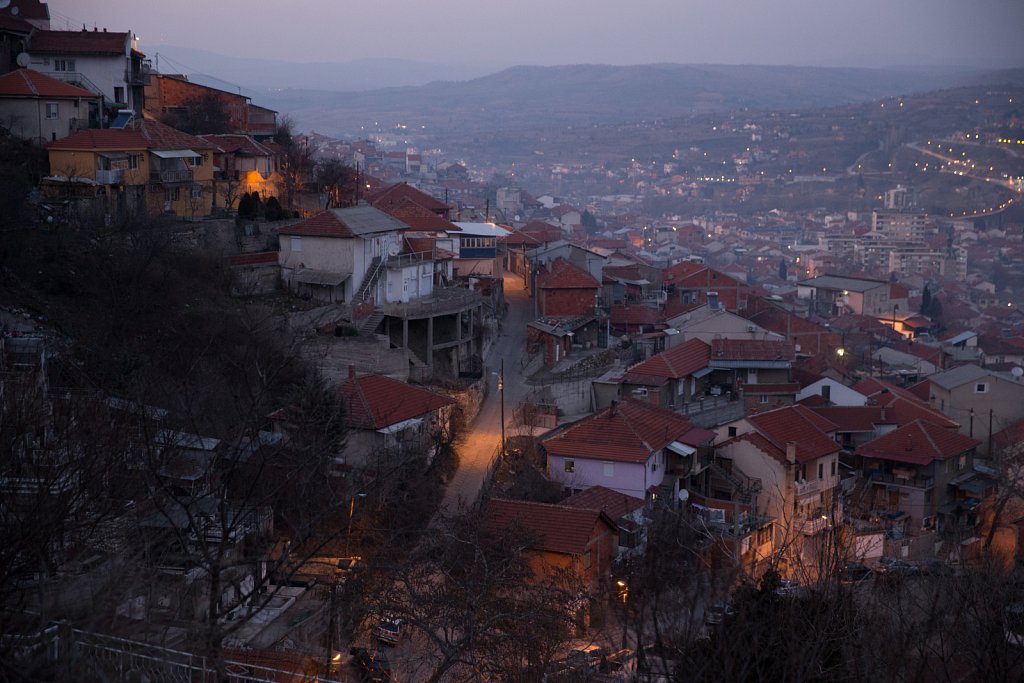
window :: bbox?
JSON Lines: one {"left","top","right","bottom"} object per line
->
{"left": 190, "top": 185, "right": 202, "bottom": 199}
{"left": 818, "top": 462, "right": 824, "bottom": 479}
{"left": 760, "top": 395, "right": 769, "bottom": 404}
{"left": 164, "top": 187, "right": 180, "bottom": 202}
{"left": 583, "top": 551, "right": 592, "bottom": 569}
{"left": 45, "top": 102, "right": 58, "bottom": 119}
{"left": 603, "top": 462, "right": 614, "bottom": 477}
{"left": 128, "top": 154, "right": 140, "bottom": 170}
{"left": 54, "top": 59, "right": 75, "bottom": 72}
{"left": 975, "top": 383, "right": 988, "bottom": 394}
{"left": 114, "top": 86, "right": 124, "bottom": 103}
{"left": 831, "top": 460, "right": 836, "bottom": 477}
{"left": 727, "top": 426, "right": 737, "bottom": 437}
{"left": 291, "top": 237, "right": 302, "bottom": 252}
{"left": 564, "top": 459, "right": 574, "bottom": 473}
{"left": 651, "top": 461, "right": 657, "bottom": 472}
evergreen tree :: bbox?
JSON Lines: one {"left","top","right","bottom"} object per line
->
{"left": 778, "top": 259, "right": 787, "bottom": 280}
{"left": 921, "top": 285, "right": 932, "bottom": 315}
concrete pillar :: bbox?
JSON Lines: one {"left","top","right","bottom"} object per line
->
{"left": 427, "top": 316, "right": 434, "bottom": 366}
{"left": 402, "top": 317, "right": 409, "bottom": 349}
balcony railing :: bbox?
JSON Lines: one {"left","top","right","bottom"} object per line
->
{"left": 869, "top": 471, "right": 934, "bottom": 489}
{"left": 386, "top": 250, "right": 435, "bottom": 269}
{"left": 800, "top": 516, "right": 830, "bottom": 535}
{"left": 95, "top": 168, "right": 123, "bottom": 185}
{"left": 124, "top": 69, "right": 145, "bottom": 86}
{"left": 150, "top": 169, "right": 193, "bottom": 184}
{"left": 793, "top": 478, "right": 820, "bottom": 498}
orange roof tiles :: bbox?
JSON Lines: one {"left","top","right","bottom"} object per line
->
{"left": 711, "top": 339, "right": 795, "bottom": 361}
{"left": 48, "top": 127, "right": 149, "bottom": 151}
{"left": 857, "top": 419, "right": 979, "bottom": 466}
{"left": 622, "top": 338, "right": 710, "bottom": 384}
{"left": 746, "top": 405, "right": 840, "bottom": 463}
{"left": 30, "top": 29, "right": 129, "bottom": 55}
{"left": 483, "top": 498, "right": 615, "bottom": 556}
{"left": 543, "top": 398, "right": 708, "bottom": 464}
{"left": 339, "top": 373, "right": 454, "bottom": 430}
{"left": 561, "top": 486, "right": 645, "bottom": 519}
{"left": 369, "top": 182, "right": 449, "bottom": 213}
{"left": 0, "top": 68, "right": 97, "bottom": 99}
{"left": 538, "top": 257, "right": 600, "bottom": 290}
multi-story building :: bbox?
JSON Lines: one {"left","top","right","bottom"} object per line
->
{"left": 871, "top": 209, "right": 930, "bottom": 242}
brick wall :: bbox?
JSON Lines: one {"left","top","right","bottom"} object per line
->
{"left": 540, "top": 287, "right": 597, "bottom": 317}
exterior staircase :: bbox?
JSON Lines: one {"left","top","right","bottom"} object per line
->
{"left": 710, "top": 460, "right": 762, "bottom": 504}
{"left": 358, "top": 308, "right": 385, "bottom": 335}
{"left": 352, "top": 257, "right": 383, "bottom": 302}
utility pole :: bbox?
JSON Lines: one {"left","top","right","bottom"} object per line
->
{"left": 498, "top": 358, "right": 506, "bottom": 457}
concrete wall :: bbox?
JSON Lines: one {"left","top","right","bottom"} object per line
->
{"left": 0, "top": 96, "right": 92, "bottom": 142}
{"left": 548, "top": 452, "right": 661, "bottom": 500}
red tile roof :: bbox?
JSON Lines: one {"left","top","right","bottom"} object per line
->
{"left": 543, "top": 398, "right": 707, "bottom": 463}
{"left": 622, "top": 339, "right": 710, "bottom": 384}
{"left": 223, "top": 252, "right": 278, "bottom": 266}
{"left": 483, "top": 498, "right": 615, "bottom": 556}
{"left": 339, "top": 374, "right": 454, "bottom": 430}
{"left": 384, "top": 197, "right": 461, "bottom": 232}
{"left": 993, "top": 419, "right": 1024, "bottom": 453}
{"left": 610, "top": 305, "right": 665, "bottom": 327}
{"left": 369, "top": 182, "right": 449, "bottom": 213}
{"left": 278, "top": 210, "right": 354, "bottom": 237}
{"left": 501, "top": 229, "right": 543, "bottom": 246}
{"left": 127, "top": 115, "right": 215, "bottom": 151}
{"left": 199, "top": 134, "right": 273, "bottom": 156}
{"left": 711, "top": 339, "right": 795, "bottom": 361}
{"left": 857, "top": 419, "right": 979, "bottom": 465}
{"left": 746, "top": 405, "right": 840, "bottom": 463}
{"left": 561, "top": 485, "right": 645, "bottom": 520}
{"left": 29, "top": 29, "right": 129, "bottom": 55}
{"left": 0, "top": 68, "right": 97, "bottom": 98}
{"left": 48, "top": 128, "right": 149, "bottom": 151}
{"left": 538, "top": 257, "right": 600, "bottom": 290}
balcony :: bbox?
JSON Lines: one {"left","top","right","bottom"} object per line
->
{"left": 869, "top": 471, "right": 934, "bottom": 489}
{"left": 150, "top": 169, "right": 193, "bottom": 185}
{"left": 800, "top": 515, "right": 830, "bottom": 535}
{"left": 793, "top": 478, "right": 820, "bottom": 498}
{"left": 95, "top": 168, "right": 123, "bottom": 185}
{"left": 124, "top": 69, "right": 145, "bottom": 86}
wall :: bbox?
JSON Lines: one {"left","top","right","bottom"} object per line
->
{"left": 279, "top": 235, "right": 355, "bottom": 278}
{"left": 548, "top": 453, "right": 658, "bottom": 500}
{"left": 28, "top": 50, "right": 134, "bottom": 109}
{"left": 540, "top": 287, "right": 597, "bottom": 317}
{"left": 935, "top": 378, "right": 1024, "bottom": 453}
{"left": 1, "top": 96, "right": 92, "bottom": 143}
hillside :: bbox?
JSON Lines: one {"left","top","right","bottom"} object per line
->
{"left": 259, "top": 63, "right": 1018, "bottom": 137}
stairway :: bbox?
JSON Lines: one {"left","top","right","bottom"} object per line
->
{"left": 710, "top": 461, "right": 761, "bottom": 504}
{"left": 358, "top": 308, "right": 385, "bottom": 335}
{"left": 352, "top": 257, "right": 383, "bottom": 302}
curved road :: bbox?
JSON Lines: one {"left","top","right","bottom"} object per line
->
{"left": 437, "top": 271, "right": 534, "bottom": 517}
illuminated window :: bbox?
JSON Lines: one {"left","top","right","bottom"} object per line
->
{"left": 564, "top": 459, "right": 574, "bottom": 473}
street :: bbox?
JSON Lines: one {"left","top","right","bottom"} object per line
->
{"left": 437, "top": 271, "right": 534, "bottom": 517}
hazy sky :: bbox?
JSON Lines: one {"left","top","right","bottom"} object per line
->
{"left": 47, "top": 0, "right": 1024, "bottom": 69}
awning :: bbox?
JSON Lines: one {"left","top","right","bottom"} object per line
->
{"left": 377, "top": 417, "right": 422, "bottom": 435}
{"left": 666, "top": 441, "right": 696, "bottom": 456}
{"left": 152, "top": 149, "right": 199, "bottom": 159}
{"left": 293, "top": 268, "right": 351, "bottom": 286}
{"left": 98, "top": 152, "right": 129, "bottom": 160}
{"left": 692, "top": 367, "right": 714, "bottom": 378}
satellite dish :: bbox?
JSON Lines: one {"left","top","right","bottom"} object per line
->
{"left": 677, "top": 489, "right": 689, "bottom": 503}
{"left": 15, "top": 53, "right": 29, "bottom": 68}
{"left": 387, "top": 240, "right": 401, "bottom": 257}
{"left": 0, "top": 1, "right": 11, "bottom": 10}
{"left": 1013, "top": 366, "right": 1023, "bottom": 380}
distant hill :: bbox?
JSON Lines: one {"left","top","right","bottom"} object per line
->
{"left": 255, "top": 63, "right": 1022, "bottom": 137}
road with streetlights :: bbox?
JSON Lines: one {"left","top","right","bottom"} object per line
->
{"left": 436, "top": 271, "right": 534, "bottom": 518}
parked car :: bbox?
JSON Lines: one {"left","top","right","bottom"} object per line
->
{"left": 350, "top": 647, "right": 391, "bottom": 682}
{"left": 839, "top": 561, "right": 873, "bottom": 583}
{"left": 373, "top": 615, "right": 404, "bottom": 646}
{"left": 705, "top": 599, "right": 737, "bottom": 625}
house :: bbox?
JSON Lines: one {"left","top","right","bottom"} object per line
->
{"left": 926, "top": 364, "right": 1024, "bottom": 453}
{"left": 542, "top": 398, "right": 715, "bottom": 502}
{"left": 560, "top": 486, "right": 647, "bottom": 557}
{"left": 662, "top": 262, "right": 755, "bottom": 313}
{"left": 713, "top": 405, "right": 842, "bottom": 568}
{"left": 527, "top": 315, "right": 601, "bottom": 368}
{"left": 450, "top": 222, "right": 510, "bottom": 276}
{"left": 525, "top": 241, "right": 606, "bottom": 294}
{"left": 707, "top": 339, "right": 797, "bottom": 412}
{"left": 369, "top": 182, "right": 450, "bottom": 217}
{"left": 744, "top": 302, "right": 841, "bottom": 357}
{"left": 145, "top": 74, "right": 277, "bottom": 138}
{"left": 536, "top": 257, "right": 600, "bottom": 318}
{"left": 0, "top": 68, "right": 100, "bottom": 142}
{"left": 797, "top": 274, "right": 896, "bottom": 318}
{"left": 665, "top": 302, "right": 783, "bottom": 346}
{"left": 198, "top": 134, "right": 283, "bottom": 207}
{"left": 616, "top": 338, "right": 712, "bottom": 409}
{"left": 277, "top": 205, "right": 411, "bottom": 304}
{"left": 482, "top": 498, "right": 618, "bottom": 593}
{"left": 796, "top": 378, "right": 867, "bottom": 407}
{"left": 24, "top": 27, "right": 145, "bottom": 118}
{"left": 45, "top": 115, "right": 216, "bottom": 218}
{"left": 337, "top": 367, "right": 455, "bottom": 468}
{"left": 853, "top": 419, "right": 980, "bottom": 533}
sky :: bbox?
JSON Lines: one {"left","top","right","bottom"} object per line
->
{"left": 46, "top": 0, "right": 1024, "bottom": 70}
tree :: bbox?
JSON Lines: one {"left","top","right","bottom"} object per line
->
{"left": 778, "top": 259, "right": 788, "bottom": 280}
{"left": 921, "top": 284, "right": 932, "bottom": 315}
{"left": 316, "top": 159, "right": 357, "bottom": 209}
{"left": 160, "top": 92, "right": 231, "bottom": 135}
{"left": 236, "top": 191, "right": 258, "bottom": 219}
{"left": 581, "top": 209, "right": 598, "bottom": 232}
{"left": 264, "top": 196, "right": 286, "bottom": 221}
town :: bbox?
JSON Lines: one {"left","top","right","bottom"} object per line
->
{"left": 2, "top": 1, "right": 1024, "bottom": 682}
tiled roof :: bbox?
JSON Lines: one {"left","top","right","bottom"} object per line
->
{"left": 29, "top": 29, "right": 129, "bottom": 55}
{"left": 198, "top": 134, "right": 273, "bottom": 156}
{"left": 339, "top": 373, "right": 454, "bottom": 430}
{"left": 993, "top": 419, "right": 1024, "bottom": 453}
{"left": 543, "top": 398, "right": 704, "bottom": 463}
{"left": 811, "top": 406, "right": 888, "bottom": 432}
{"left": 662, "top": 261, "right": 707, "bottom": 282}
{"left": 0, "top": 68, "right": 97, "bottom": 98}
{"left": 223, "top": 252, "right": 278, "bottom": 266}
{"left": 851, "top": 378, "right": 918, "bottom": 401}
{"left": 48, "top": 128, "right": 149, "bottom": 151}
{"left": 483, "top": 498, "right": 614, "bottom": 556}
{"left": 127, "top": 116, "right": 215, "bottom": 151}
{"left": 279, "top": 206, "right": 409, "bottom": 238}
{"left": 622, "top": 339, "right": 710, "bottom": 383}
{"left": 610, "top": 305, "right": 664, "bottom": 326}
{"left": 857, "top": 419, "right": 979, "bottom": 466}
{"left": 538, "top": 257, "right": 600, "bottom": 290}
{"left": 561, "top": 485, "right": 645, "bottom": 520}
{"left": 746, "top": 405, "right": 840, "bottom": 464}
{"left": 501, "top": 229, "right": 543, "bottom": 246}
{"left": 369, "top": 182, "right": 449, "bottom": 213}
{"left": 711, "top": 339, "right": 795, "bottom": 361}
{"left": 385, "top": 197, "right": 461, "bottom": 232}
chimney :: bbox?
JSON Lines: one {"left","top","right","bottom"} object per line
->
{"left": 786, "top": 441, "right": 797, "bottom": 464}
{"left": 348, "top": 364, "right": 356, "bottom": 379}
